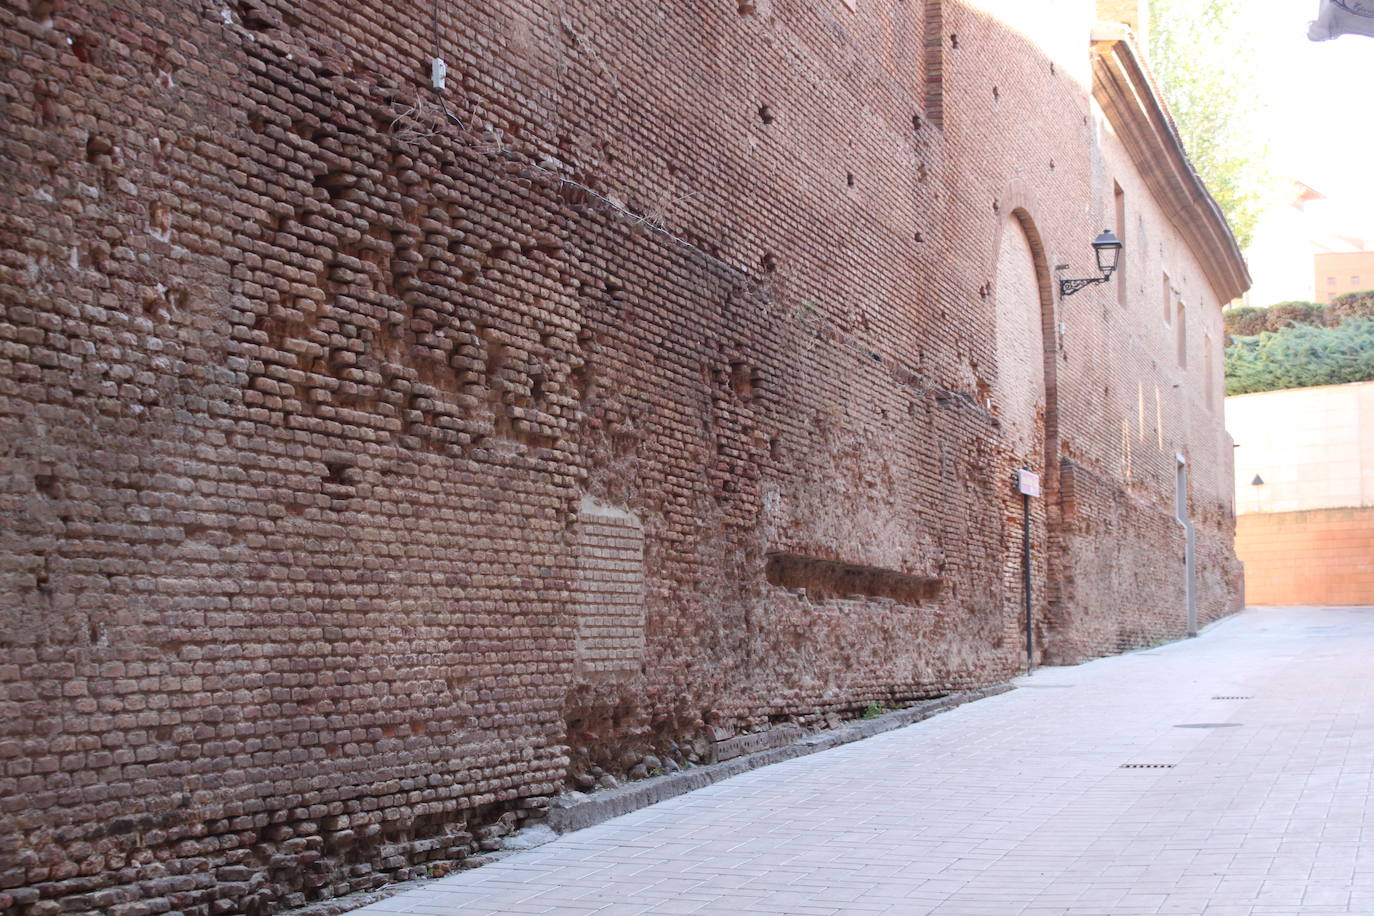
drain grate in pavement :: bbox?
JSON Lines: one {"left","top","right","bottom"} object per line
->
{"left": 1174, "top": 723, "right": 1242, "bottom": 728}
{"left": 1212, "top": 696, "right": 1252, "bottom": 700}
{"left": 1120, "top": 763, "right": 1176, "bottom": 768}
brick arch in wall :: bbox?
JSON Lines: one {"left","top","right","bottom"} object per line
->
{"left": 1005, "top": 206, "right": 1060, "bottom": 494}
{"left": 991, "top": 204, "right": 1064, "bottom": 662}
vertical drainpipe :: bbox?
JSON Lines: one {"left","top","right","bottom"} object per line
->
{"left": 1175, "top": 453, "right": 1197, "bottom": 636}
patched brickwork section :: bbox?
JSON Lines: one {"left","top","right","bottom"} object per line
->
{"left": 573, "top": 499, "right": 645, "bottom": 680}
{"left": 1049, "top": 459, "right": 1240, "bottom": 662}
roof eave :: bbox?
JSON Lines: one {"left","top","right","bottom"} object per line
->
{"left": 1090, "top": 26, "right": 1252, "bottom": 305}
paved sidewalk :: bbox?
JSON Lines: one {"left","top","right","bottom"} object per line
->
{"left": 351, "top": 607, "right": 1374, "bottom": 916}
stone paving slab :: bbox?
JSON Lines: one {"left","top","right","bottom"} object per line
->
{"left": 346, "top": 607, "right": 1374, "bottom": 915}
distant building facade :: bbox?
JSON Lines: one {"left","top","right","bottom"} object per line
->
{"left": 1244, "top": 180, "right": 1373, "bottom": 308}
{"left": 1315, "top": 250, "right": 1374, "bottom": 303}
{"left": 0, "top": 0, "right": 1246, "bottom": 912}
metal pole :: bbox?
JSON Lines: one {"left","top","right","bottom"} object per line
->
{"left": 1185, "top": 523, "right": 1197, "bottom": 637}
{"left": 1023, "top": 491, "right": 1033, "bottom": 672}
{"left": 1176, "top": 455, "right": 1198, "bottom": 637}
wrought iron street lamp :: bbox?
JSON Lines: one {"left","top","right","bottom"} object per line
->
{"left": 1058, "top": 229, "right": 1124, "bottom": 298}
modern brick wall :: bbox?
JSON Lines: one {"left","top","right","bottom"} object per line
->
{"left": 1237, "top": 509, "right": 1374, "bottom": 606}
{"left": 1229, "top": 381, "right": 1374, "bottom": 605}
{"left": 0, "top": 0, "right": 1241, "bottom": 912}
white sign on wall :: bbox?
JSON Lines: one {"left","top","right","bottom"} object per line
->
{"left": 1017, "top": 469, "right": 1041, "bottom": 498}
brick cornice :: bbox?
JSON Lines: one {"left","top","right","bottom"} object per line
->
{"left": 1090, "top": 25, "right": 1251, "bottom": 305}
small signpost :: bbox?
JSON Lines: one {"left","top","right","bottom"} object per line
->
{"left": 1017, "top": 469, "right": 1040, "bottom": 671}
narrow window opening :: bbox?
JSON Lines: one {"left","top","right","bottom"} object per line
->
{"left": 1114, "top": 183, "right": 1127, "bottom": 308}
{"left": 1176, "top": 300, "right": 1187, "bottom": 368}
{"left": 1204, "top": 333, "right": 1214, "bottom": 410}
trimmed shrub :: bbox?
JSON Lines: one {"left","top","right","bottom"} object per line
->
{"left": 1222, "top": 301, "right": 1326, "bottom": 340}
{"left": 1264, "top": 300, "right": 1327, "bottom": 331}
{"left": 1327, "top": 290, "right": 1374, "bottom": 324}
{"left": 1222, "top": 305, "right": 1268, "bottom": 338}
{"left": 1225, "top": 317, "right": 1374, "bottom": 395}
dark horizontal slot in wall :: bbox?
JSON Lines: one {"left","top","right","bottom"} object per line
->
{"left": 765, "top": 552, "right": 941, "bottom": 605}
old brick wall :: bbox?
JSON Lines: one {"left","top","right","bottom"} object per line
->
{"left": 1038, "top": 78, "right": 1241, "bottom": 662}
{"left": 0, "top": 0, "right": 1239, "bottom": 912}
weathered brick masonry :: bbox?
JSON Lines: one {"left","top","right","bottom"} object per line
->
{"left": 0, "top": 0, "right": 1244, "bottom": 912}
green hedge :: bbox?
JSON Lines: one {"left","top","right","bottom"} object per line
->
{"left": 1225, "top": 317, "right": 1374, "bottom": 395}
{"left": 1328, "top": 289, "right": 1374, "bottom": 324}
{"left": 1223, "top": 291, "right": 1374, "bottom": 340}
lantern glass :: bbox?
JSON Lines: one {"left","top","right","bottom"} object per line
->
{"left": 1092, "top": 229, "right": 1123, "bottom": 273}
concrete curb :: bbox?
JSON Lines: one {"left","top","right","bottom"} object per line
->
{"left": 547, "top": 684, "right": 1013, "bottom": 834}
{"left": 305, "top": 683, "right": 1012, "bottom": 916}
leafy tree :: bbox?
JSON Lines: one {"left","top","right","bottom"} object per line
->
{"left": 1148, "top": 0, "right": 1276, "bottom": 250}
{"left": 1225, "top": 318, "right": 1374, "bottom": 395}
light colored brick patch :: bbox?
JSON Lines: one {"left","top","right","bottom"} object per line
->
{"left": 574, "top": 496, "right": 646, "bottom": 681}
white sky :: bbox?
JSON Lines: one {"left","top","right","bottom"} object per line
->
{"left": 1248, "top": 2, "right": 1374, "bottom": 228}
